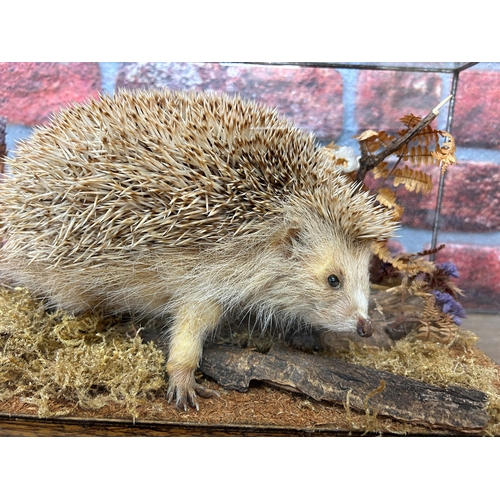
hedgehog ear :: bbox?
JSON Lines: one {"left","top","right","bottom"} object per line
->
{"left": 271, "top": 223, "right": 303, "bottom": 257}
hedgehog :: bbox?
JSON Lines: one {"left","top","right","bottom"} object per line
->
{"left": 0, "top": 89, "right": 397, "bottom": 410}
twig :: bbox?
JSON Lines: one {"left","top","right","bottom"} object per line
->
{"left": 356, "top": 95, "right": 452, "bottom": 182}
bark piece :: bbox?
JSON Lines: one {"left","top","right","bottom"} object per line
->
{"left": 201, "top": 343, "right": 489, "bottom": 431}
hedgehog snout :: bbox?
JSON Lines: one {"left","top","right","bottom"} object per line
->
{"left": 356, "top": 317, "right": 373, "bottom": 337}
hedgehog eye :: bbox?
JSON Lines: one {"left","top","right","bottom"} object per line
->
{"left": 328, "top": 275, "right": 341, "bottom": 289}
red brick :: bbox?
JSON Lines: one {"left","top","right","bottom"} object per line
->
{"left": 435, "top": 244, "right": 500, "bottom": 311}
{"left": 0, "top": 63, "right": 101, "bottom": 126}
{"left": 365, "top": 160, "right": 500, "bottom": 232}
{"left": 116, "top": 62, "right": 343, "bottom": 142}
{"left": 356, "top": 71, "right": 442, "bottom": 134}
{"left": 452, "top": 70, "right": 500, "bottom": 149}
{"left": 438, "top": 161, "right": 500, "bottom": 231}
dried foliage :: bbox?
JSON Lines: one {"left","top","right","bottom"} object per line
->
{"left": 353, "top": 108, "right": 462, "bottom": 341}
{"left": 392, "top": 165, "right": 433, "bottom": 195}
{"left": 357, "top": 112, "right": 456, "bottom": 192}
{"left": 432, "top": 131, "right": 457, "bottom": 172}
{"left": 375, "top": 187, "right": 404, "bottom": 220}
{"left": 370, "top": 247, "right": 466, "bottom": 343}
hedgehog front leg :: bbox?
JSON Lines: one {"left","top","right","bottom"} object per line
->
{"left": 166, "top": 300, "right": 222, "bottom": 410}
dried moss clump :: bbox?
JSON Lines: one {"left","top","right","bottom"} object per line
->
{"left": 0, "top": 286, "right": 166, "bottom": 419}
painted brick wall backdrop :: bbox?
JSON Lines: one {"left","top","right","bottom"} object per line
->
{"left": 1, "top": 62, "right": 499, "bottom": 312}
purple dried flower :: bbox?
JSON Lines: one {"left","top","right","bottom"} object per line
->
{"left": 432, "top": 290, "right": 467, "bottom": 325}
{"left": 437, "top": 262, "right": 459, "bottom": 278}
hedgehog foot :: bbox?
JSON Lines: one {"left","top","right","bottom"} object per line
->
{"left": 167, "top": 369, "right": 219, "bottom": 411}
{"left": 166, "top": 300, "right": 222, "bottom": 410}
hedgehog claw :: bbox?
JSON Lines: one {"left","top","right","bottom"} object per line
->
{"left": 167, "top": 379, "right": 219, "bottom": 411}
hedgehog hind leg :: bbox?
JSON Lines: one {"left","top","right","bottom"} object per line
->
{"left": 166, "top": 300, "right": 222, "bottom": 410}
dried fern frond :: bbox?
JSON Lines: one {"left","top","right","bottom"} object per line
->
{"left": 376, "top": 187, "right": 404, "bottom": 220}
{"left": 372, "top": 242, "right": 436, "bottom": 277}
{"left": 356, "top": 130, "right": 381, "bottom": 155}
{"left": 412, "top": 126, "right": 442, "bottom": 147}
{"left": 415, "top": 322, "right": 450, "bottom": 342}
{"left": 407, "top": 280, "right": 430, "bottom": 297}
{"left": 416, "top": 245, "right": 445, "bottom": 258}
{"left": 391, "top": 256, "right": 436, "bottom": 275}
{"left": 356, "top": 130, "right": 380, "bottom": 142}
{"left": 332, "top": 157, "right": 348, "bottom": 169}
{"left": 372, "top": 240, "right": 395, "bottom": 264}
{"left": 432, "top": 131, "right": 456, "bottom": 173}
{"left": 415, "top": 294, "right": 460, "bottom": 343}
{"left": 421, "top": 293, "right": 442, "bottom": 322}
{"left": 398, "top": 117, "right": 442, "bottom": 148}
{"left": 446, "top": 280, "right": 464, "bottom": 298}
{"left": 436, "top": 317, "right": 460, "bottom": 337}
{"left": 371, "top": 161, "right": 391, "bottom": 179}
{"left": 376, "top": 187, "right": 397, "bottom": 208}
{"left": 399, "top": 114, "right": 422, "bottom": 129}
{"left": 400, "top": 144, "right": 441, "bottom": 167}
{"left": 356, "top": 130, "right": 395, "bottom": 154}
{"left": 393, "top": 165, "right": 433, "bottom": 195}
{"left": 396, "top": 116, "right": 456, "bottom": 174}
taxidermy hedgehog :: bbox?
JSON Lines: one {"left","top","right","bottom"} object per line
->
{"left": 0, "top": 89, "right": 397, "bottom": 410}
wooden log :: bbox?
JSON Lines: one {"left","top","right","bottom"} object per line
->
{"left": 200, "top": 343, "right": 489, "bottom": 431}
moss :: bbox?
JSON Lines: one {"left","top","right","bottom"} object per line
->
{"left": 0, "top": 286, "right": 166, "bottom": 419}
{"left": 1, "top": 285, "right": 499, "bottom": 434}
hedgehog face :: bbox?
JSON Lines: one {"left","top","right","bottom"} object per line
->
{"left": 272, "top": 218, "right": 374, "bottom": 338}
{"left": 298, "top": 237, "right": 373, "bottom": 336}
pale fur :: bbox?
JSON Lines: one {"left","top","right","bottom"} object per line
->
{"left": 0, "top": 89, "right": 397, "bottom": 409}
